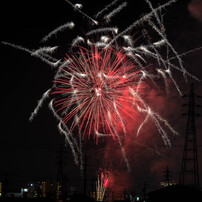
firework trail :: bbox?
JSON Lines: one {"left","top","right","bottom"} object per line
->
{"left": 96, "top": 170, "right": 109, "bottom": 201}
{"left": 2, "top": 0, "right": 200, "bottom": 170}
{"left": 65, "top": 0, "right": 98, "bottom": 25}
{"left": 41, "top": 21, "right": 75, "bottom": 42}
{"left": 29, "top": 89, "right": 51, "bottom": 121}
{"left": 94, "top": 0, "right": 119, "bottom": 19}
{"left": 103, "top": 2, "right": 127, "bottom": 23}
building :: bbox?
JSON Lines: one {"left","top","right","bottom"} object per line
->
{"left": 0, "top": 182, "right": 2, "bottom": 197}
{"left": 160, "top": 180, "right": 176, "bottom": 187}
{"left": 6, "top": 189, "right": 23, "bottom": 198}
{"left": 35, "top": 181, "right": 57, "bottom": 199}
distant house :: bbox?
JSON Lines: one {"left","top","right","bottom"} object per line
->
{"left": 6, "top": 189, "right": 23, "bottom": 198}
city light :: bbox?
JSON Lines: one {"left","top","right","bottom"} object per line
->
{"left": 23, "top": 189, "right": 28, "bottom": 192}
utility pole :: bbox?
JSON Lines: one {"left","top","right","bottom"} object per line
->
{"left": 179, "top": 83, "right": 201, "bottom": 189}
{"left": 83, "top": 155, "right": 87, "bottom": 195}
{"left": 163, "top": 166, "right": 172, "bottom": 186}
{"left": 56, "top": 146, "right": 67, "bottom": 199}
{"left": 142, "top": 183, "right": 149, "bottom": 201}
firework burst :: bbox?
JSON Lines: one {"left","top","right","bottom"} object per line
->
{"left": 2, "top": 0, "right": 200, "bottom": 170}
{"left": 52, "top": 46, "right": 139, "bottom": 139}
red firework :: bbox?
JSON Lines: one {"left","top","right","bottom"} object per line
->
{"left": 52, "top": 46, "right": 141, "bottom": 139}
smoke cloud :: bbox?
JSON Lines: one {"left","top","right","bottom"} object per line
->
{"left": 188, "top": 0, "right": 202, "bottom": 22}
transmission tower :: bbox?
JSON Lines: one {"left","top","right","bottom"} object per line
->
{"left": 56, "top": 146, "right": 68, "bottom": 199}
{"left": 179, "top": 83, "right": 200, "bottom": 189}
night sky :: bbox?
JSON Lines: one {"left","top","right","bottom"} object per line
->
{"left": 1, "top": 0, "right": 202, "bottom": 194}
